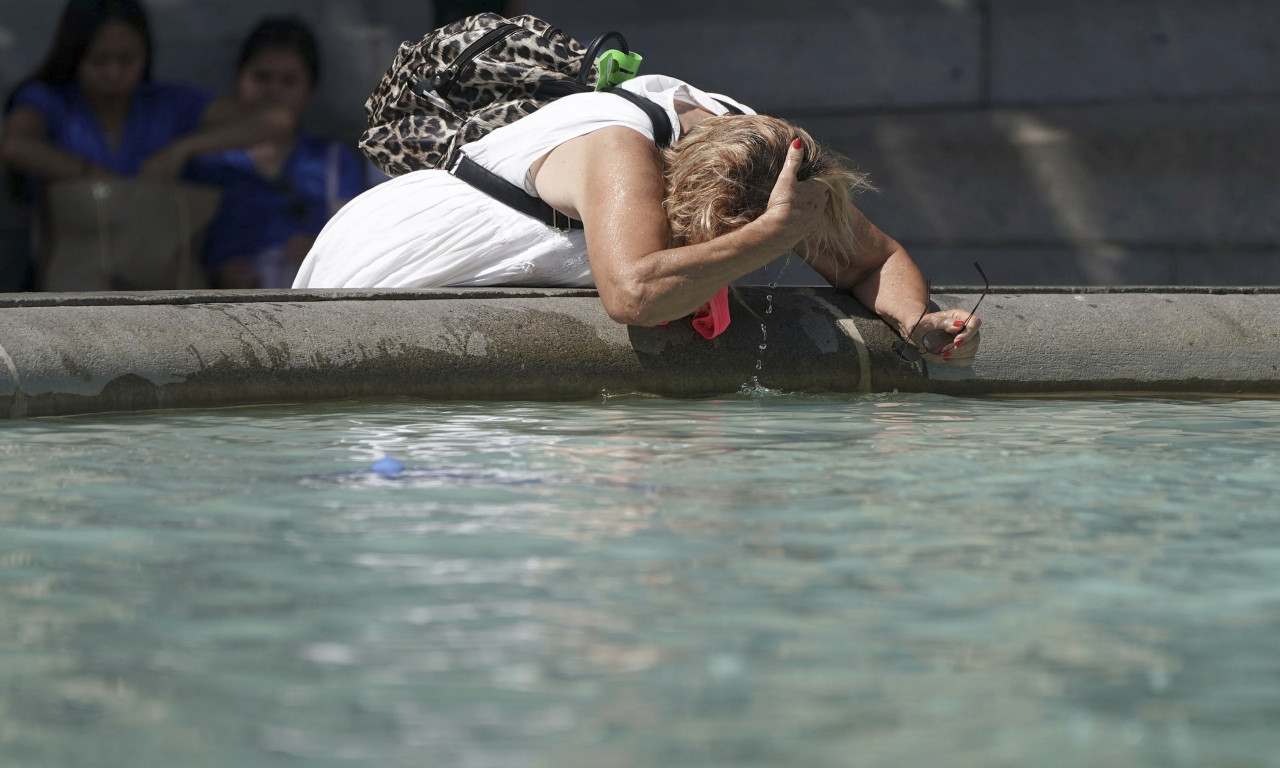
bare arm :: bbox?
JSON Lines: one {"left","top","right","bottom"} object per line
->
{"left": 534, "top": 126, "right": 825, "bottom": 325}
{"left": 799, "top": 204, "right": 930, "bottom": 338}
{"left": 1, "top": 98, "right": 296, "bottom": 182}
{"left": 802, "top": 204, "right": 981, "bottom": 365}
{"left": 0, "top": 107, "right": 104, "bottom": 180}
{"left": 137, "top": 97, "right": 296, "bottom": 179}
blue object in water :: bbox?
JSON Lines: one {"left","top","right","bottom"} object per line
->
{"left": 369, "top": 456, "right": 405, "bottom": 477}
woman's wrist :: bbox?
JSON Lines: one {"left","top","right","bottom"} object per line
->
{"left": 747, "top": 208, "right": 808, "bottom": 255}
{"left": 875, "top": 302, "right": 929, "bottom": 341}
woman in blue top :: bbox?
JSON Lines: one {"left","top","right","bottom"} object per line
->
{"left": 189, "top": 17, "right": 366, "bottom": 289}
{"left": 0, "top": 0, "right": 295, "bottom": 288}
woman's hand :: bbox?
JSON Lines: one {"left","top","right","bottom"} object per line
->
{"left": 760, "top": 139, "right": 828, "bottom": 245}
{"left": 911, "top": 309, "right": 982, "bottom": 366}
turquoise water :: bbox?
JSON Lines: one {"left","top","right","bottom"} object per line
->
{"left": 1, "top": 394, "right": 1279, "bottom": 767}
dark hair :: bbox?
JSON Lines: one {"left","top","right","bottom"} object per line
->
{"left": 237, "top": 16, "right": 320, "bottom": 85}
{"left": 10, "top": 0, "right": 152, "bottom": 106}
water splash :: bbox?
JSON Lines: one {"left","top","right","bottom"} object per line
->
{"left": 745, "top": 254, "right": 791, "bottom": 390}
{"left": 737, "top": 379, "right": 786, "bottom": 397}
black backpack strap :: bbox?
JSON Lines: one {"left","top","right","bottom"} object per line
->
{"left": 577, "top": 31, "right": 630, "bottom": 86}
{"left": 446, "top": 148, "right": 583, "bottom": 231}
{"left": 536, "top": 80, "right": 676, "bottom": 147}
{"left": 604, "top": 86, "right": 673, "bottom": 148}
{"left": 715, "top": 98, "right": 745, "bottom": 115}
{"left": 444, "top": 87, "right": 682, "bottom": 231}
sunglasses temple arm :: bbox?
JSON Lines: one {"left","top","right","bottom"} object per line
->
{"left": 959, "top": 290, "right": 988, "bottom": 331}
{"left": 958, "top": 263, "right": 989, "bottom": 331}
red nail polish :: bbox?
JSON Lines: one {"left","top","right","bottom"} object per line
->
{"left": 792, "top": 138, "right": 802, "bottom": 149}
{"left": 953, "top": 321, "right": 964, "bottom": 327}
{"left": 954, "top": 339, "right": 963, "bottom": 346}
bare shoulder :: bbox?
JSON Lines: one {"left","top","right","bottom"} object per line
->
{"left": 531, "top": 125, "right": 663, "bottom": 222}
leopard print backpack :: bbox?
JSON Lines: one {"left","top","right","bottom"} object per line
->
{"left": 358, "top": 13, "right": 676, "bottom": 229}
{"left": 360, "top": 13, "right": 641, "bottom": 176}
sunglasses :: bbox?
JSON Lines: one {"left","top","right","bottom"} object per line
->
{"left": 893, "top": 262, "right": 989, "bottom": 364}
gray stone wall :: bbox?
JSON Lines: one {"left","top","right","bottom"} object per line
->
{"left": 3, "top": 0, "right": 1277, "bottom": 286}
{"left": 523, "top": 0, "right": 1280, "bottom": 285}
{"left": 523, "top": 0, "right": 1280, "bottom": 111}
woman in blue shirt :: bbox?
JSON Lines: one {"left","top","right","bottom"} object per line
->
{"left": 0, "top": 0, "right": 295, "bottom": 289}
{"left": 189, "top": 17, "right": 365, "bottom": 289}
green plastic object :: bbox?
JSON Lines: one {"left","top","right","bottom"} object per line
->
{"left": 594, "top": 49, "right": 644, "bottom": 90}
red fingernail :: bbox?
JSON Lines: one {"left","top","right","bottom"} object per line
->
{"left": 953, "top": 321, "right": 964, "bottom": 327}
{"left": 943, "top": 352, "right": 951, "bottom": 359}
{"left": 792, "top": 138, "right": 802, "bottom": 149}
{"left": 954, "top": 339, "right": 963, "bottom": 346}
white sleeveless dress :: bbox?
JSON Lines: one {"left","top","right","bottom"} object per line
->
{"left": 293, "top": 75, "right": 752, "bottom": 290}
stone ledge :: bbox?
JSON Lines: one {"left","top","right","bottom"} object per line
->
{"left": 0, "top": 287, "right": 600, "bottom": 309}
{"left": 2, "top": 287, "right": 1277, "bottom": 419}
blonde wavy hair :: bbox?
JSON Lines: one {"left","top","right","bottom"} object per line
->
{"left": 661, "top": 114, "right": 873, "bottom": 262}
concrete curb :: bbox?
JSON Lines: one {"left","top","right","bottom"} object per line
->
{"left": 2, "top": 287, "right": 1278, "bottom": 418}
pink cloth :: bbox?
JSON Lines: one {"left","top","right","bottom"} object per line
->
{"left": 661, "top": 286, "right": 731, "bottom": 339}
{"left": 690, "top": 286, "right": 731, "bottom": 339}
